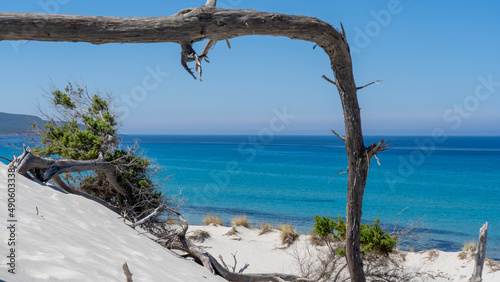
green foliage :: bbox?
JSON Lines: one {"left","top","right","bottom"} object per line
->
{"left": 52, "top": 90, "right": 76, "bottom": 109}
{"left": 314, "top": 215, "right": 346, "bottom": 241}
{"left": 33, "top": 84, "right": 117, "bottom": 161}
{"left": 359, "top": 218, "right": 397, "bottom": 255}
{"left": 33, "top": 83, "right": 171, "bottom": 220}
{"left": 313, "top": 215, "right": 397, "bottom": 256}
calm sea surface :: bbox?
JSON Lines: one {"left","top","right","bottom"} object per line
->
{"left": 2, "top": 135, "right": 499, "bottom": 259}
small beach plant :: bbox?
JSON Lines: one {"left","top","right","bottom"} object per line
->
{"left": 231, "top": 215, "right": 249, "bottom": 227}
{"left": 426, "top": 249, "right": 438, "bottom": 260}
{"left": 259, "top": 222, "right": 273, "bottom": 235}
{"left": 187, "top": 230, "right": 211, "bottom": 243}
{"left": 203, "top": 214, "right": 224, "bottom": 226}
{"left": 280, "top": 223, "right": 300, "bottom": 246}
{"left": 462, "top": 240, "right": 477, "bottom": 252}
{"left": 309, "top": 231, "right": 327, "bottom": 246}
{"left": 225, "top": 226, "right": 238, "bottom": 236}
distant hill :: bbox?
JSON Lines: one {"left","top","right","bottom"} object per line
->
{"left": 0, "top": 112, "right": 46, "bottom": 135}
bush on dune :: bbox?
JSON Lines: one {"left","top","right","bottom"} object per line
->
{"left": 30, "top": 82, "right": 176, "bottom": 224}
{"left": 313, "top": 215, "right": 397, "bottom": 256}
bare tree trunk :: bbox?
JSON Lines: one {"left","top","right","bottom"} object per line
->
{"left": 1, "top": 5, "right": 392, "bottom": 281}
{"left": 471, "top": 222, "right": 488, "bottom": 282}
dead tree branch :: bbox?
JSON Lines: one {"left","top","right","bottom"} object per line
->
{"left": 0, "top": 156, "right": 12, "bottom": 162}
{"left": 356, "top": 80, "right": 383, "bottom": 90}
{"left": 322, "top": 75, "right": 337, "bottom": 86}
{"left": 239, "top": 263, "right": 250, "bottom": 274}
{"left": 131, "top": 204, "right": 165, "bottom": 228}
{"left": 330, "top": 129, "right": 345, "bottom": 141}
{"left": 181, "top": 43, "right": 200, "bottom": 80}
{"left": 0, "top": 5, "right": 388, "bottom": 280}
{"left": 122, "top": 262, "right": 133, "bottom": 282}
{"left": 329, "top": 167, "right": 347, "bottom": 183}
{"left": 200, "top": 39, "right": 217, "bottom": 61}
{"left": 390, "top": 208, "right": 427, "bottom": 242}
{"left": 205, "top": 0, "right": 217, "bottom": 7}
{"left": 0, "top": 8, "right": 344, "bottom": 83}
{"left": 11, "top": 149, "right": 127, "bottom": 195}
{"left": 366, "top": 139, "right": 394, "bottom": 160}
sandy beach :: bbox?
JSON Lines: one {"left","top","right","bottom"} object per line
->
{"left": 187, "top": 224, "right": 500, "bottom": 281}
{"left": 0, "top": 163, "right": 225, "bottom": 282}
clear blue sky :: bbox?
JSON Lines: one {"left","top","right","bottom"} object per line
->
{"left": 1, "top": 0, "right": 499, "bottom": 135}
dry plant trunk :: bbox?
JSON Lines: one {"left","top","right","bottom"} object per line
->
{"left": 11, "top": 148, "right": 127, "bottom": 195}
{"left": 471, "top": 222, "right": 488, "bottom": 282}
{"left": 0, "top": 3, "right": 391, "bottom": 280}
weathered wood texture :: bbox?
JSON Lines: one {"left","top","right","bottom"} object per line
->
{"left": 11, "top": 148, "right": 127, "bottom": 195}
{"left": 122, "top": 262, "right": 133, "bottom": 282}
{"left": 0, "top": 8, "right": 339, "bottom": 45}
{"left": 471, "top": 222, "right": 488, "bottom": 282}
{"left": 0, "top": 6, "right": 391, "bottom": 281}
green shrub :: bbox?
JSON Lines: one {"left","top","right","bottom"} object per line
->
{"left": 313, "top": 215, "right": 346, "bottom": 241}
{"left": 313, "top": 215, "right": 397, "bottom": 256}
{"left": 32, "top": 83, "right": 172, "bottom": 221}
{"left": 359, "top": 218, "right": 397, "bottom": 255}
{"left": 336, "top": 249, "right": 346, "bottom": 257}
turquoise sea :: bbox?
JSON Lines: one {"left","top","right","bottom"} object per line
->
{"left": 1, "top": 135, "right": 499, "bottom": 259}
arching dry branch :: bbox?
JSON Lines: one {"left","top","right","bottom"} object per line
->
{"left": 11, "top": 147, "right": 127, "bottom": 195}
{"left": 1, "top": 2, "right": 391, "bottom": 280}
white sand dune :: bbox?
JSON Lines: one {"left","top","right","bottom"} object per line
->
{"left": 0, "top": 163, "right": 225, "bottom": 282}
{"left": 1, "top": 161, "right": 499, "bottom": 281}
{"left": 188, "top": 225, "right": 500, "bottom": 281}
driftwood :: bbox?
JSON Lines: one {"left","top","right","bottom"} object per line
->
{"left": 471, "top": 222, "right": 488, "bottom": 282}
{"left": 0, "top": 0, "right": 392, "bottom": 280}
{"left": 10, "top": 147, "right": 122, "bottom": 213}
{"left": 130, "top": 204, "right": 165, "bottom": 228}
{"left": 219, "top": 253, "right": 249, "bottom": 274}
{"left": 158, "top": 207, "right": 304, "bottom": 282}
{"left": 122, "top": 262, "right": 133, "bottom": 282}
{"left": 11, "top": 147, "right": 127, "bottom": 196}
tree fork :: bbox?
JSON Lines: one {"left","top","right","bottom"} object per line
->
{"left": 0, "top": 5, "right": 389, "bottom": 281}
